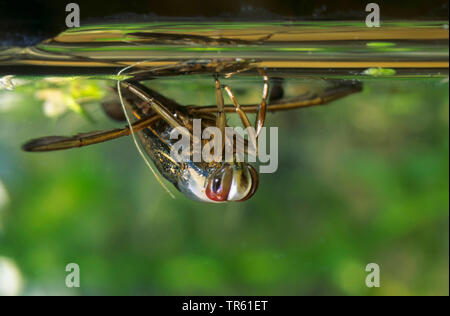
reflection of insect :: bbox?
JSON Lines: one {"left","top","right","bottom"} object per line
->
{"left": 22, "top": 58, "right": 362, "bottom": 203}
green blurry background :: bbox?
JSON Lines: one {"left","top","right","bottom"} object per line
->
{"left": 0, "top": 74, "right": 448, "bottom": 295}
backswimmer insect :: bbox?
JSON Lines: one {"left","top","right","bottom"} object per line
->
{"left": 22, "top": 58, "right": 362, "bottom": 203}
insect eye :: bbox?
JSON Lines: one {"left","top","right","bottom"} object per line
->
{"left": 205, "top": 165, "right": 233, "bottom": 202}
{"left": 238, "top": 165, "right": 259, "bottom": 202}
{"left": 212, "top": 177, "right": 222, "bottom": 192}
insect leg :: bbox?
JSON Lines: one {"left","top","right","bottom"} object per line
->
{"left": 187, "top": 79, "right": 363, "bottom": 114}
{"left": 214, "top": 74, "right": 226, "bottom": 150}
{"left": 22, "top": 115, "right": 158, "bottom": 152}
{"left": 255, "top": 69, "right": 269, "bottom": 137}
{"left": 223, "top": 85, "right": 253, "bottom": 130}
{"left": 223, "top": 84, "right": 258, "bottom": 153}
{"left": 120, "top": 81, "right": 185, "bottom": 129}
{"left": 118, "top": 81, "right": 182, "bottom": 114}
{"left": 119, "top": 81, "right": 196, "bottom": 145}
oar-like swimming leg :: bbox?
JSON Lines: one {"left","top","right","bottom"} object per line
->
{"left": 22, "top": 115, "right": 158, "bottom": 152}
